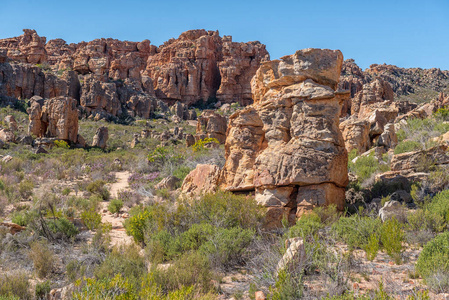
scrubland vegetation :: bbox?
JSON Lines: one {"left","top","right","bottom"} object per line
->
{"left": 1, "top": 104, "right": 449, "bottom": 299}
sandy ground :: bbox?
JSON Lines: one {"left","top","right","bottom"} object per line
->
{"left": 102, "top": 171, "right": 133, "bottom": 247}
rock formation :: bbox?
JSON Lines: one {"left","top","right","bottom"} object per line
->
{"left": 92, "top": 126, "right": 109, "bottom": 149}
{"left": 219, "top": 48, "right": 348, "bottom": 226}
{"left": 1, "top": 29, "right": 269, "bottom": 119}
{"left": 195, "top": 110, "right": 227, "bottom": 144}
{"left": 144, "top": 30, "right": 269, "bottom": 105}
{"left": 27, "top": 96, "right": 79, "bottom": 143}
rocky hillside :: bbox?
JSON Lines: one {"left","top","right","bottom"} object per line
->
{"left": 339, "top": 59, "right": 449, "bottom": 103}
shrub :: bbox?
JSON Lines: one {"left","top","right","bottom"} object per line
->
{"left": 35, "top": 280, "right": 51, "bottom": 299}
{"left": 192, "top": 138, "right": 220, "bottom": 152}
{"left": 153, "top": 251, "right": 213, "bottom": 293}
{"left": 181, "top": 191, "right": 263, "bottom": 230}
{"left": 269, "top": 269, "right": 303, "bottom": 300}
{"left": 47, "top": 217, "right": 79, "bottom": 239}
{"left": 81, "top": 208, "right": 102, "bottom": 230}
{"left": 286, "top": 212, "right": 323, "bottom": 239}
{"left": 172, "top": 165, "right": 191, "bottom": 184}
{"left": 94, "top": 244, "right": 147, "bottom": 286}
{"left": 86, "top": 180, "right": 110, "bottom": 200}
{"left": 349, "top": 154, "right": 389, "bottom": 183}
{"left": 416, "top": 232, "right": 449, "bottom": 291}
{"left": 54, "top": 140, "right": 70, "bottom": 149}
{"left": 427, "top": 190, "right": 449, "bottom": 225}
{"left": 125, "top": 209, "right": 150, "bottom": 244}
{"left": 0, "top": 271, "right": 31, "bottom": 300}
{"left": 18, "top": 179, "right": 34, "bottom": 199}
{"left": 28, "top": 240, "right": 55, "bottom": 279}
{"left": 200, "top": 226, "right": 255, "bottom": 270}
{"left": 407, "top": 209, "right": 445, "bottom": 233}
{"left": 156, "top": 188, "right": 171, "bottom": 200}
{"left": 380, "top": 217, "right": 404, "bottom": 264}
{"left": 332, "top": 215, "right": 381, "bottom": 251}
{"left": 365, "top": 233, "right": 379, "bottom": 261}
{"left": 108, "top": 198, "right": 123, "bottom": 214}
{"left": 394, "top": 140, "right": 423, "bottom": 155}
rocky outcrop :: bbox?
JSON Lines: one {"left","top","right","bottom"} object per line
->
{"left": 181, "top": 164, "right": 221, "bottom": 198}
{"left": 1, "top": 29, "right": 269, "bottom": 118}
{"left": 390, "top": 144, "right": 449, "bottom": 173}
{"left": 216, "top": 36, "right": 270, "bottom": 105}
{"left": 27, "top": 96, "right": 79, "bottom": 143}
{"left": 340, "top": 117, "right": 371, "bottom": 154}
{"left": 338, "top": 59, "right": 366, "bottom": 99}
{"left": 144, "top": 30, "right": 269, "bottom": 106}
{"left": 92, "top": 126, "right": 108, "bottom": 149}
{"left": 0, "top": 29, "right": 46, "bottom": 64}
{"left": 0, "top": 61, "right": 80, "bottom": 101}
{"left": 220, "top": 48, "right": 348, "bottom": 225}
{"left": 339, "top": 59, "right": 449, "bottom": 101}
{"left": 80, "top": 76, "right": 121, "bottom": 116}
{"left": 195, "top": 110, "right": 227, "bottom": 143}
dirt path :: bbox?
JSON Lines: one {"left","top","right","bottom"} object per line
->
{"left": 101, "top": 171, "right": 133, "bottom": 247}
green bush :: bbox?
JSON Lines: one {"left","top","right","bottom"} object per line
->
{"left": 407, "top": 209, "right": 445, "bottom": 233}
{"left": 125, "top": 208, "right": 151, "bottom": 244}
{"left": 35, "top": 280, "right": 51, "bottom": 299}
{"left": 81, "top": 208, "right": 102, "bottom": 230}
{"left": 416, "top": 232, "right": 449, "bottom": 289}
{"left": 200, "top": 226, "right": 254, "bottom": 269}
{"left": 332, "top": 215, "right": 381, "bottom": 250}
{"left": 348, "top": 154, "right": 389, "bottom": 183}
{"left": 365, "top": 233, "right": 380, "bottom": 261}
{"left": 286, "top": 212, "right": 322, "bottom": 239}
{"left": 18, "top": 179, "right": 34, "bottom": 199}
{"left": 394, "top": 140, "right": 423, "bottom": 155}
{"left": 108, "top": 198, "right": 123, "bottom": 214}
{"left": 0, "top": 271, "right": 31, "bottom": 300}
{"left": 380, "top": 217, "right": 404, "bottom": 264}
{"left": 47, "top": 217, "right": 79, "bottom": 239}
{"left": 94, "top": 244, "right": 146, "bottom": 287}
{"left": 427, "top": 190, "right": 449, "bottom": 225}
{"left": 86, "top": 180, "right": 110, "bottom": 200}
{"left": 269, "top": 269, "right": 303, "bottom": 300}
{"left": 172, "top": 165, "right": 191, "bottom": 184}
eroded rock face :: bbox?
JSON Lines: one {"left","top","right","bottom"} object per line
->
{"left": 144, "top": 30, "right": 269, "bottom": 106}
{"left": 221, "top": 48, "right": 348, "bottom": 225}
{"left": 27, "top": 96, "right": 79, "bottom": 143}
{"left": 1, "top": 29, "right": 269, "bottom": 118}
{"left": 195, "top": 110, "right": 227, "bottom": 143}
{"left": 0, "top": 61, "right": 80, "bottom": 101}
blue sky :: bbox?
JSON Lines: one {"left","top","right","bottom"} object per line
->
{"left": 1, "top": 0, "right": 448, "bottom": 70}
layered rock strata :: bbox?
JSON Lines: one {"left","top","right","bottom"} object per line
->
{"left": 220, "top": 48, "right": 349, "bottom": 227}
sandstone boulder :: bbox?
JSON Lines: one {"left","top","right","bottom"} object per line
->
{"left": 340, "top": 117, "right": 370, "bottom": 154}
{"left": 181, "top": 164, "right": 221, "bottom": 198}
{"left": 92, "top": 126, "right": 109, "bottom": 149}
{"left": 4, "top": 115, "right": 18, "bottom": 131}
{"left": 0, "top": 129, "right": 15, "bottom": 143}
{"left": 196, "top": 110, "right": 227, "bottom": 144}
{"left": 155, "top": 176, "right": 181, "bottom": 191}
